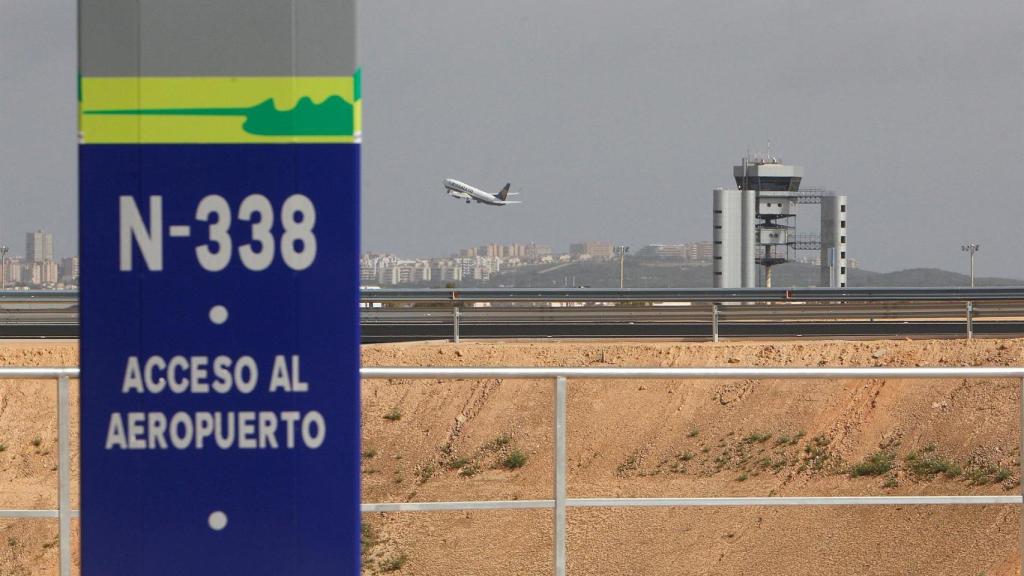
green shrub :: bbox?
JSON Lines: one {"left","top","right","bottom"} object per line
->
{"left": 458, "top": 463, "right": 480, "bottom": 477}
{"left": 851, "top": 451, "right": 894, "bottom": 477}
{"left": 995, "top": 467, "right": 1012, "bottom": 483}
{"left": 383, "top": 408, "right": 402, "bottom": 421}
{"left": 502, "top": 450, "right": 528, "bottom": 470}
{"left": 905, "top": 451, "right": 960, "bottom": 478}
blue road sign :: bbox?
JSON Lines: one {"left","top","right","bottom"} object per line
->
{"left": 80, "top": 138, "right": 361, "bottom": 572}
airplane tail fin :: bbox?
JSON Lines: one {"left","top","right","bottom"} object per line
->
{"left": 497, "top": 183, "right": 511, "bottom": 201}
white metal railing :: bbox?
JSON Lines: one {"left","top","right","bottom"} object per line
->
{"left": 2, "top": 366, "right": 1023, "bottom": 576}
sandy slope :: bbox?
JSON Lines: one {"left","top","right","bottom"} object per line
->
{"left": 1, "top": 338, "right": 1022, "bottom": 575}
{"left": 360, "top": 339, "right": 1023, "bottom": 576}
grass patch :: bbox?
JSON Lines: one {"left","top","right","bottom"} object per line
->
{"left": 31, "top": 436, "right": 42, "bottom": 448}
{"left": 379, "top": 552, "right": 408, "bottom": 572}
{"left": 417, "top": 464, "right": 435, "bottom": 483}
{"left": 850, "top": 451, "right": 894, "bottom": 477}
{"left": 775, "top": 431, "right": 804, "bottom": 447}
{"left": 905, "top": 451, "right": 960, "bottom": 478}
{"left": 802, "top": 434, "right": 835, "bottom": 471}
{"left": 486, "top": 434, "right": 512, "bottom": 451}
{"left": 458, "top": 463, "right": 480, "bottom": 477}
{"left": 882, "top": 475, "right": 899, "bottom": 488}
{"left": 679, "top": 451, "right": 694, "bottom": 462}
{"left": 383, "top": 408, "right": 402, "bottom": 421}
{"left": 0, "top": 443, "right": 6, "bottom": 453}
{"left": 360, "top": 522, "right": 379, "bottom": 556}
{"left": 617, "top": 453, "right": 640, "bottom": 475}
{"left": 447, "top": 456, "right": 471, "bottom": 469}
{"left": 687, "top": 429, "right": 700, "bottom": 438}
{"left": 502, "top": 450, "right": 528, "bottom": 470}
{"left": 361, "top": 448, "right": 377, "bottom": 459}
{"left": 736, "top": 473, "right": 749, "bottom": 482}
{"left": 743, "top": 432, "right": 772, "bottom": 444}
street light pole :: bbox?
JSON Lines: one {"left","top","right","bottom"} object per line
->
{"left": 614, "top": 246, "right": 629, "bottom": 289}
{"left": 961, "top": 243, "right": 980, "bottom": 287}
{"left": 0, "top": 246, "right": 8, "bottom": 291}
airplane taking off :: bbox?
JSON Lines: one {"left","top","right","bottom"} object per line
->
{"left": 444, "top": 179, "right": 522, "bottom": 206}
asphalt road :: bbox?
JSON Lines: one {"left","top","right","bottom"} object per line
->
{"left": 361, "top": 320, "right": 1024, "bottom": 343}
{"left": 9, "top": 320, "right": 1024, "bottom": 342}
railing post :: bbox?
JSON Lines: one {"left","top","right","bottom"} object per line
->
{"left": 554, "top": 376, "right": 567, "bottom": 576}
{"left": 966, "top": 301, "right": 973, "bottom": 340}
{"left": 453, "top": 307, "right": 461, "bottom": 343}
{"left": 712, "top": 305, "right": 719, "bottom": 343}
{"left": 57, "top": 375, "right": 71, "bottom": 576}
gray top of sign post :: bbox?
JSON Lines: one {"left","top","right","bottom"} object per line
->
{"left": 80, "top": 0, "right": 356, "bottom": 76}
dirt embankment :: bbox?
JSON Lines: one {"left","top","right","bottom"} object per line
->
{"left": 360, "top": 339, "right": 1024, "bottom": 576}
{"left": 1, "top": 338, "right": 1023, "bottom": 575}
{"left": 0, "top": 341, "right": 79, "bottom": 576}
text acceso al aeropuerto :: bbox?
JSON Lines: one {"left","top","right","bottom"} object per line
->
{"left": 104, "top": 355, "right": 326, "bottom": 450}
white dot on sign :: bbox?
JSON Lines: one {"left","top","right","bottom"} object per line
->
{"left": 208, "top": 511, "right": 228, "bottom": 531}
{"left": 209, "top": 305, "right": 229, "bottom": 325}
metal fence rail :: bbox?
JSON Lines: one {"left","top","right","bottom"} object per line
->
{"left": 363, "top": 366, "right": 1024, "bottom": 576}
{"left": 2, "top": 366, "right": 1022, "bottom": 576}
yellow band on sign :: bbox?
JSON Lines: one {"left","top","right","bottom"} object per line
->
{"left": 80, "top": 75, "right": 362, "bottom": 144}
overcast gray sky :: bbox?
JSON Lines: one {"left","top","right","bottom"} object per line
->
{"left": 2, "top": 0, "right": 1022, "bottom": 276}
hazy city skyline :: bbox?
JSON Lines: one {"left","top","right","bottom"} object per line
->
{"left": 2, "top": 1, "right": 1022, "bottom": 278}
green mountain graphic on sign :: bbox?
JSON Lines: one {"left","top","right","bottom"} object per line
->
{"left": 84, "top": 95, "right": 354, "bottom": 136}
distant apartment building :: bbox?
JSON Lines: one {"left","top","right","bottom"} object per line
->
{"left": 524, "top": 243, "right": 552, "bottom": 260}
{"left": 473, "top": 243, "right": 551, "bottom": 261}
{"left": 25, "top": 230, "right": 54, "bottom": 263}
{"left": 24, "top": 262, "right": 42, "bottom": 286}
{"left": 638, "top": 244, "right": 688, "bottom": 260}
{"left": 60, "top": 257, "right": 80, "bottom": 285}
{"left": 689, "top": 241, "right": 713, "bottom": 262}
{"left": 570, "top": 241, "right": 613, "bottom": 259}
{"left": 2, "top": 257, "right": 22, "bottom": 286}
{"left": 456, "top": 256, "right": 500, "bottom": 282}
{"left": 432, "top": 263, "right": 463, "bottom": 283}
{"left": 377, "top": 262, "right": 431, "bottom": 285}
{"left": 637, "top": 242, "right": 713, "bottom": 262}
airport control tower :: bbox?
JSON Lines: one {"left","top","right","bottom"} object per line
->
{"left": 713, "top": 155, "right": 847, "bottom": 288}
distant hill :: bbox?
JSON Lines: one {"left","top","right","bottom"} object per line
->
{"left": 849, "top": 267, "right": 1023, "bottom": 287}
{"left": 437, "top": 260, "right": 1023, "bottom": 289}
